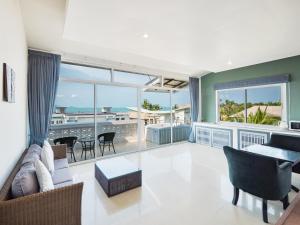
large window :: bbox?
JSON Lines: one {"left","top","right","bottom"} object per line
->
{"left": 48, "top": 62, "right": 191, "bottom": 163}
{"left": 217, "top": 84, "right": 285, "bottom": 126}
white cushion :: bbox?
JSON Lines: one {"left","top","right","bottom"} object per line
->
{"left": 35, "top": 159, "right": 54, "bottom": 192}
{"left": 41, "top": 140, "right": 55, "bottom": 174}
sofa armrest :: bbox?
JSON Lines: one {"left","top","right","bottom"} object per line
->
{"left": 0, "top": 182, "right": 83, "bottom": 225}
{"left": 52, "top": 144, "right": 67, "bottom": 159}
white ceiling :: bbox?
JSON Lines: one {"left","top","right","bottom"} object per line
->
{"left": 20, "top": 0, "right": 300, "bottom": 76}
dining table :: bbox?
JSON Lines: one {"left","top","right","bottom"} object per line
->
{"left": 243, "top": 144, "right": 300, "bottom": 192}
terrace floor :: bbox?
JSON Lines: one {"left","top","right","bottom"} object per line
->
{"left": 70, "top": 143, "right": 300, "bottom": 225}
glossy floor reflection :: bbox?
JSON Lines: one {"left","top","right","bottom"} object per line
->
{"left": 68, "top": 140, "right": 161, "bottom": 163}
{"left": 70, "top": 143, "right": 299, "bottom": 225}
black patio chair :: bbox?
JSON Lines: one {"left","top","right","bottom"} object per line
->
{"left": 53, "top": 136, "right": 78, "bottom": 162}
{"left": 223, "top": 146, "right": 292, "bottom": 223}
{"left": 97, "top": 132, "right": 116, "bottom": 156}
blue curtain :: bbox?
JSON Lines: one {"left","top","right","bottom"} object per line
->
{"left": 188, "top": 77, "right": 199, "bottom": 142}
{"left": 28, "top": 50, "right": 61, "bottom": 145}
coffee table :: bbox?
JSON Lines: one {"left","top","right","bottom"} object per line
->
{"left": 95, "top": 157, "right": 142, "bottom": 197}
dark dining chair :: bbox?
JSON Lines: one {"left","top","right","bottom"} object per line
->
{"left": 97, "top": 132, "right": 116, "bottom": 156}
{"left": 53, "top": 136, "right": 78, "bottom": 162}
{"left": 265, "top": 133, "right": 300, "bottom": 192}
{"left": 223, "top": 146, "right": 292, "bottom": 223}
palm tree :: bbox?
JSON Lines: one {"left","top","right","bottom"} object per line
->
{"left": 247, "top": 106, "right": 280, "bottom": 125}
{"left": 142, "top": 99, "right": 162, "bottom": 111}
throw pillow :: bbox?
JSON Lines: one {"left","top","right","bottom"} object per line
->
{"left": 22, "top": 151, "right": 40, "bottom": 165}
{"left": 22, "top": 144, "right": 42, "bottom": 165}
{"left": 41, "top": 140, "right": 55, "bottom": 174}
{"left": 28, "top": 144, "right": 42, "bottom": 156}
{"left": 35, "top": 159, "right": 54, "bottom": 192}
{"left": 11, "top": 163, "right": 39, "bottom": 198}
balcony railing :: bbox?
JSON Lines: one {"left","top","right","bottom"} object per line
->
{"left": 48, "top": 121, "right": 190, "bottom": 163}
{"left": 48, "top": 120, "right": 140, "bottom": 144}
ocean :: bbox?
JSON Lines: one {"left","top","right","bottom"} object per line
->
{"left": 64, "top": 107, "right": 130, "bottom": 113}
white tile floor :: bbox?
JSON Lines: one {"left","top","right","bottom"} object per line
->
{"left": 70, "top": 143, "right": 299, "bottom": 225}
{"left": 69, "top": 140, "right": 161, "bottom": 163}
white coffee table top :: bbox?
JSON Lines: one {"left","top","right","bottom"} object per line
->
{"left": 95, "top": 157, "right": 140, "bottom": 179}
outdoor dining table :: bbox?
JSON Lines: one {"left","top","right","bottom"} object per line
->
{"left": 78, "top": 137, "right": 95, "bottom": 160}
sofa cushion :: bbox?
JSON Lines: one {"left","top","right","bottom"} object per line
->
{"left": 54, "top": 180, "right": 73, "bottom": 189}
{"left": 11, "top": 163, "right": 39, "bottom": 198}
{"left": 35, "top": 159, "right": 54, "bottom": 192}
{"left": 22, "top": 144, "right": 42, "bottom": 165}
{"left": 54, "top": 158, "right": 69, "bottom": 170}
{"left": 41, "top": 140, "right": 55, "bottom": 174}
{"left": 52, "top": 168, "right": 73, "bottom": 185}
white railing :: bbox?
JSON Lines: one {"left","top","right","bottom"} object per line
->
{"left": 48, "top": 121, "right": 141, "bottom": 144}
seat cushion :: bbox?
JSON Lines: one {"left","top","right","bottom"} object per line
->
{"left": 52, "top": 168, "right": 73, "bottom": 185}
{"left": 54, "top": 180, "right": 73, "bottom": 189}
{"left": 11, "top": 163, "right": 39, "bottom": 198}
{"left": 54, "top": 158, "right": 69, "bottom": 170}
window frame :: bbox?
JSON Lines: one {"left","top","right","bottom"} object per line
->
{"left": 113, "top": 69, "right": 158, "bottom": 86}
{"left": 215, "top": 83, "right": 287, "bottom": 127}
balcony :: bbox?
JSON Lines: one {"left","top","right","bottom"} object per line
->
{"left": 48, "top": 121, "right": 191, "bottom": 163}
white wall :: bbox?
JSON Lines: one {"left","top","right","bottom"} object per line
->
{"left": 0, "top": 0, "right": 28, "bottom": 188}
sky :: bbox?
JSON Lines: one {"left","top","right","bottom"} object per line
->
{"left": 219, "top": 86, "right": 281, "bottom": 104}
{"left": 56, "top": 64, "right": 190, "bottom": 108}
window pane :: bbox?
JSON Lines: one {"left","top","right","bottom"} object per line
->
{"left": 114, "top": 70, "right": 157, "bottom": 85}
{"left": 49, "top": 81, "right": 95, "bottom": 163}
{"left": 60, "top": 63, "right": 111, "bottom": 82}
{"left": 96, "top": 85, "right": 139, "bottom": 156}
{"left": 142, "top": 90, "right": 171, "bottom": 148}
{"left": 246, "top": 86, "right": 282, "bottom": 125}
{"left": 218, "top": 89, "right": 245, "bottom": 122}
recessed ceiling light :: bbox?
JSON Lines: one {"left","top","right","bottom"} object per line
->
{"left": 143, "top": 33, "right": 149, "bottom": 39}
{"left": 227, "top": 60, "right": 232, "bottom": 65}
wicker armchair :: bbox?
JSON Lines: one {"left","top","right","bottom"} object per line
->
{"left": 0, "top": 145, "right": 83, "bottom": 225}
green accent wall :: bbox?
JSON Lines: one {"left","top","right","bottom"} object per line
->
{"left": 201, "top": 55, "right": 300, "bottom": 122}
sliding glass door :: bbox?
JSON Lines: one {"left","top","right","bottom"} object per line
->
{"left": 48, "top": 81, "right": 95, "bottom": 163}
{"left": 48, "top": 63, "right": 191, "bottom": 163}
{"left": 96, "top": 85, "right": 139, "bottom": 156}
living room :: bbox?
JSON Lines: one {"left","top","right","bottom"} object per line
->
{"left": 1, "top": 0, "right": 300, "bottom": 225}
